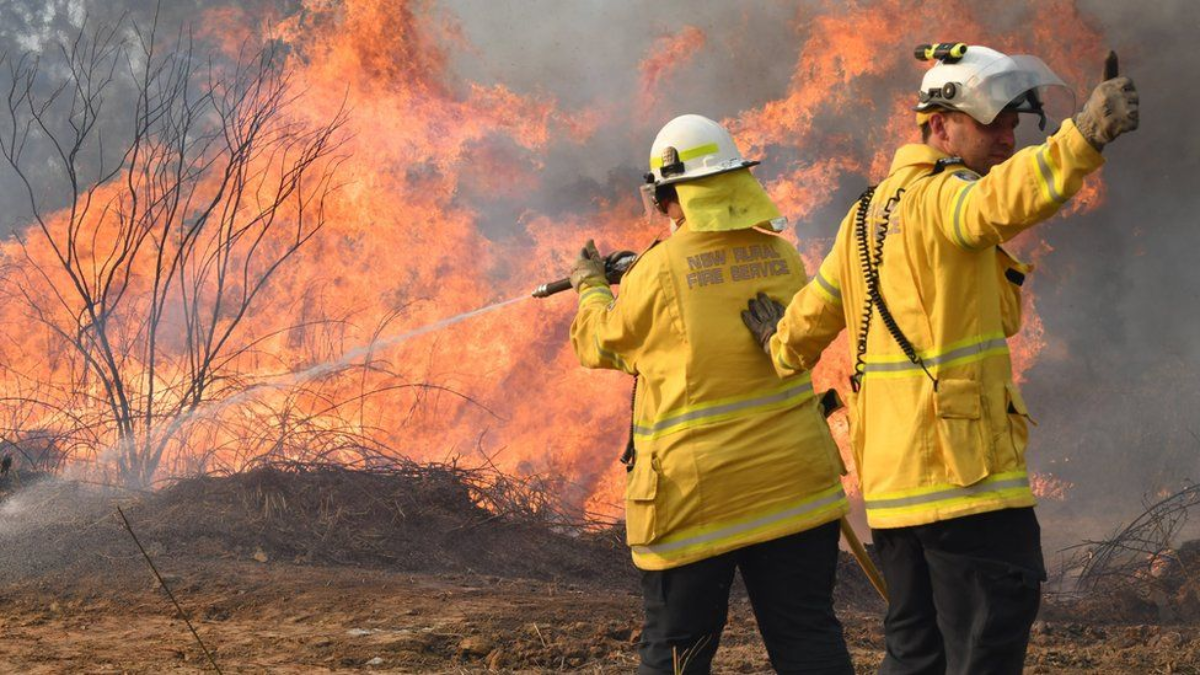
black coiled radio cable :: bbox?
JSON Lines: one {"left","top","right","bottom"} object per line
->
{"left": 620, "top": 376, "right": 637, "bottom": 472}
{"left": 850, "top": 186, "right": 938, "bottom": 392}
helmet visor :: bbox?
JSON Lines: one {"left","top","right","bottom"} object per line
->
{"left": 958, "top": 55, "right": 1075, "bottom": 125}
{"left": 639, "top": 183, "right": 664, "bottom": 223}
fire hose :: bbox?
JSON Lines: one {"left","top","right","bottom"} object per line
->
{"left": 535, "top": 249, "right": 888, "bottom": 602}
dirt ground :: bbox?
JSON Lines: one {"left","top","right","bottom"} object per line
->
{"left": 2, "top": 561, "right": 1199, "bottom": 674}
{"left": 0, "top": 468, "right": 1197, "bottom": 673}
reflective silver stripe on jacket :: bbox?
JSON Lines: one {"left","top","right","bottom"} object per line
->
{"left": 864, "top": 476, "right": 1031, "bottom": 511}
{"left": 815, "top": 270, "right": 841, "bottom": 302}
{"left": 1035, "top": 147, "right": 1065, "bottom": 203}
{"left": 633, "top": 487, "right": 846, "bottom": 556}
{"left": 632, "top": 380, "right": 813, "bottom": 437}
{"left": 863, "top": 337, "right": 1008, "bottom": 373}
{"left": 952, "top": 182, "right": 980, "bottom": 250}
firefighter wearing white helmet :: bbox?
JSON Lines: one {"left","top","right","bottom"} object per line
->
{"left": 646, "top": 113, "right": 758, "bottom": 184}
{"left": 568, "top": 114, "right": 854, "bottom": 674}
{"left": 638, "top": 113, "right": 788, "bottom": 233}
{"left": 742, "top": 43, "right": 1139, "bottom": 674}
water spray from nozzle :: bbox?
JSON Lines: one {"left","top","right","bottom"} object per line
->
{"left": 532, "top": 250, "right": 638, "bottom": 298}
{"left": 84, "top": 294, "right": 532, "bottom": 470}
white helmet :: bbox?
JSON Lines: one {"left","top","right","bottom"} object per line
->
{"left": 644, "top": 114, "right": 758, "bottom": 187}
{"left": 913, "top": 43, "right": 1072, "bottom": 130}
{"left": 640, "top": 114, "right": 759, "bottom": 220}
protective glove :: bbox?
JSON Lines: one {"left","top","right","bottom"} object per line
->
{"left": 570, "top": 239, "right": 607, "bottom": 291}
{"left": 1074, "top": 51, "right": 1139, "bottom": 151}
{"left": 741, "top": 292, "right": 786, "bottom": 354}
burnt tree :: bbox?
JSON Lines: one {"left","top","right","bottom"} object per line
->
{"left": 0, "top": 15, "right": 347, "bottom": 487}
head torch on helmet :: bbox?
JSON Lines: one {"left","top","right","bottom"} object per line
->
{"left": 658, "top": 146, "right": 685, "bottom": 179}
{"left": 915, "top": 42, "right": 968, "bottom": 64}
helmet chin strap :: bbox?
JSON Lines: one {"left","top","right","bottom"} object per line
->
{"left": 669, "top": 216, "right": 685, "bottom": 234}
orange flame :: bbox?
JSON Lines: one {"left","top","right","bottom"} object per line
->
{"left": 0, "top": 0, "right": 1110, "bottom": 519}
{"left": 639, "top": 26, "right": 708, "bottom": 114}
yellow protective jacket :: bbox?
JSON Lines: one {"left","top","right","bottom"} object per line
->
{"left": 769, "top": 119, "right": 1104, "bottom": 529}
{"left": 571, "top": 224, "right": 848, "bottom": 571}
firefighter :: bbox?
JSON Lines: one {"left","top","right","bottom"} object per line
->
{"left": 742, "top": 45, "right": 1139, "bottom": 674}
{"left": 569, "top": 114, "right": 853, "bottom": 674}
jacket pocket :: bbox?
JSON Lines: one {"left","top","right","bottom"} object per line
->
{"left": 624, "top": 453, "right": 660, "bottom": 546}
{"left": 935, "top": 379, "right": 990, "bottom": 486}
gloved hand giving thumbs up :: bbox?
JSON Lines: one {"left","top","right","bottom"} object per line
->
{"left": 1075, "top": 50, "right": 1139, "bottom": 151}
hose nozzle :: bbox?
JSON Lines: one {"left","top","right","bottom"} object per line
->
{"left": 532, "top": 250, "right": 638, "bottom": 299}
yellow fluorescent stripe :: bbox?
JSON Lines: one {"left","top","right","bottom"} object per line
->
{"left": 643, "top": 373, "right": 813, "bottom": 424}
{"left": 634, "top": 393, "right": 811, "bottom": 440}
{"left": 811, "top": 271, "right": 842, "bottom": 305}
{"left": 1030, "top": 151, "right": 1053, "bottom": 204}
{"left": 580, "top": 296, "right": 611, "bottom": 310}
{"left": 634, "top": 383, "right": 815, "bottom": 440}
{"left": 632, "top": 485, "right": 848, "bottom": 559}
{"left": 862, "top": 347, "right": 1009, "bottom": 380}
{"left": 866, "top": 487, "right": 1035, "bottom": 518}
{"left": 927, "top": 346, "right": 1010, "bottom": 369}
{"left": 951, "top": 181, "right": 979, "bottom": 250}
{"left": 579, "top": 286, "right": 613, "bottom": 306}
{"left": 580, "top": 289, "right": 614, "bottom": 302}
{"left": 864, "top": 331, "right": 1006, "bottom": 364}
{"left": 815, "top": 269, "right": 841, "bottom": 298}
{"left": 594, "top": 336, "right": 633, "bottom": 374}
{"left": 812, "top": 284, "right": 840, "bottom": 306}
{"left": 649, "top": 142, "right": 721, "bottom": 168}
{"left": 865, "top": 470, "right": 1029, "bottom": 501}
{"left": 1035, "top": 146, "right": 1065, "bottom": 204}
{"left": 634, "top": 498, "right": 848, "bottom": 563}
{"left": 775, "top": 347, "right": 801, "bottom": 373}
{"left": 678, "top": 142, "right": 721, "bottom": 161}
{"left": 864, "top": 341, "right": 1008, "bottom": 371}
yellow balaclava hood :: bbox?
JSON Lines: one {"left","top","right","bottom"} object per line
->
{"left": 674, "top": 168, "right": 784, "bottom": 232}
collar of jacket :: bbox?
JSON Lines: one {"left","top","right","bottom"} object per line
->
{"left": 888, "top": 144, "right": 949, "bottom": 177}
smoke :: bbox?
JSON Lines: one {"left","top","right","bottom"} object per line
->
{"left": 1018, "top": 0, "right": 1200, "bottom": 533}
{"left": 0, "top": 478, "right": 133, "bottom": 581}
{"left": 0, "top": 0, "right": 1196, "bottom": 545}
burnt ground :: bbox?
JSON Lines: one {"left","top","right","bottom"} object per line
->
{"left": 0, "top": 466, "right": 1197, "bottom": 673}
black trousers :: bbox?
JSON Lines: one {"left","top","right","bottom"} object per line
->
{"left": 872, "top": 507, "right": 1046, "bottom": 675}
{"left": 638, "top": 520, "right": 853, "bottom": 675}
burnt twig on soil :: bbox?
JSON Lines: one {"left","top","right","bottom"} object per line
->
{"left": 1056, "top": 483, "right": 1200, "bottom": 623}
{"left": 1069, "top": 483, "right": 1200, "bottom": 592}
{"left": 116, "top": 506, "right": 222, "bottom": 674}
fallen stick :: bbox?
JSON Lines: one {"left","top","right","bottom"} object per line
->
{"left": 116, "top": 505, "right": 222, "bottom": 674}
